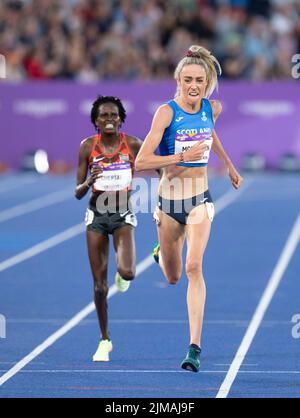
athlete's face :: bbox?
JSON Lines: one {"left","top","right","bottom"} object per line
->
{"left": 178, "top": 64, "right": 207, "bottom": 104}
{"left": 96, "top": 103, "right": 121, "bottom": 135}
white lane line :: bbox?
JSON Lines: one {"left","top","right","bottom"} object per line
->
{"left": 0, "top": 176, "right": 38, "bottom": 194}
{"left": 135, "top": 254, "right": 154, "bottom": 275}
{"left": 0, "top": 303, "right": 95, "bottom": 387}
{"left": 0, "top": 182, "right": 252, "bottom": 387}
{"left": 216, "top": 211, "right": 300, "bottom": 398}
{"left": 0, "top": 362, "right": 45, "bottom": 365}
{"left": 0, "top": 256, "right": 152, "bottom": 387}
{"left": 0, "top": 369, "right": 299, "bottom": 375}
{"left": 2, "top": 319, "right": 264, "bottom": 326}
{"left": 12, "top": 318, "right": 292, "bottom": 326}
{"left": 0, "top": 223, "right": 85, "bottom": 273}
{"left": 0, "top": 369, "right": 211, "bottom": 374}
{"left": 0, "top": 180, "right": 251, "bottom": 276}
{"left": 215, "top": 364, "right": 258, "bottom": 367}
{"left": 0, "top": 187, "right": 73, "bottom": 223}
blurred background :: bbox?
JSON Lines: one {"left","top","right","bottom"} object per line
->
{"left": 0, "top": 0, "right": 300, "bottom": 173}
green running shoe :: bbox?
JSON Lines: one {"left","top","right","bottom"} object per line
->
{"left": 153, "top": 242, "right": 160, "bottom": 264}
{"left": 115, "top": 272, "right": 130, "bottom": 293}
{"left": 93, "top": 339, "right": 113, "bottom": 362}
{"left": 181, "top": 346, "right": 201, "bottom": 372}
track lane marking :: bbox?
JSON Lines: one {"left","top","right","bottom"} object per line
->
{"left": 0, "top": 180, "right": 252, "bottom": 387}
{"left": 0, "top": 223, "right": 85, "bottom": 273}
{"left": 216, "top": 211, "right": 300, "bottom": 398}
{"left": 0, "top": 187, "right": 74, "bottom": 223}
{"left": 0, "top": 176, "right": 38, "bottom": 194}
{"left": 0, "top": 369, "right": 299, "bottom": 375}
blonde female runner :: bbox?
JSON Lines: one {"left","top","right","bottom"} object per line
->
{"left": 135, "top": 46, "right": 243, "bottom": 372}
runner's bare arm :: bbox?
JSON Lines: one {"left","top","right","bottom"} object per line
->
{"left": 210, "top": 100, "right": 232, "bottom": 166}
{"left": 135, "top": 105, "right": 183, "bottom": 171}
{"left": 210, "top": 101, "right": 243, "bottom": 189}
{"left": 127, "top": 135, "right": 161, "bottom": 177}
{"left": 75, "top": 139, "right": 102, "bottom": 199}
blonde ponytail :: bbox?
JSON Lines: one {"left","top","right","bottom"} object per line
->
{"left": 174, "top": 45, "right": 222, "bottom": 98}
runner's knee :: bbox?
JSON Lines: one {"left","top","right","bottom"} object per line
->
{"left": 186, "top": 261, "right": 203, "bottom": 279}
{"left": 166, "top": 273, "right": 180, "bottom": 285}
{"left": 94, "top": 279, "right": 109, "bottom": 298}
{"left": 117, "top": 266, "right": 135, "bottom": 281}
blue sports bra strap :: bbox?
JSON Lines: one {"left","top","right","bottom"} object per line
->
{"left": 166, "top": 100, "right": 176, "bottom": 128}
{"left": 202, "top": 98, "right": 213, "bottom": 122}
{"left": 167, "top": 100, "right": 177, "bottom": 112}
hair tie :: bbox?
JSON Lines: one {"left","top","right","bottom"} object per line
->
{"left": 186, "top": 50, "right": 194, "bottom": 57}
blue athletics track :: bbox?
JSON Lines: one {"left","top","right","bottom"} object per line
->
{"left": 0, "top": 171, "right": 300, "bottom": 398}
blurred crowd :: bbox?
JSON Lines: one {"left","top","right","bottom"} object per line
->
{"left": 1, "top": 0, "right": 299, "bottom": 81}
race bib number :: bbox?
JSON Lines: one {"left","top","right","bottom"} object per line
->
{"left": 94, "top": 162, "right": 132, "bottom": 192}
{"left": 175, "top": 133, "right": 213, "bottom": 164}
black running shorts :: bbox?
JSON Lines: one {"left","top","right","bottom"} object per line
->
{"left": 85, "top": 205, "right": 137, "bottom": 235}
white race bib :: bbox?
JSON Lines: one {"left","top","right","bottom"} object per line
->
{"left": 175, "top": 133, "right": 213, "bottom": 164}
{"left": 94, "top": 162, "right": 132, "bottom": 192}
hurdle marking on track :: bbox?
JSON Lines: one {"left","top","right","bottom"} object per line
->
{"left": 0, "top": 180, "right": 252, "bottom": 387}
{"left": 216, "top": 211, "right": 300, "bottom": 398}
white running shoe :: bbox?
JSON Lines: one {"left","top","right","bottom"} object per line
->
{"left": 93, "top": 339, "right": 113, "bottom": 362}
{"left": 115, "top": 272, "right": 130, "bottom": 293}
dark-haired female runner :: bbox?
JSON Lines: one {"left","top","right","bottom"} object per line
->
{"left": 75, "top": 96, "right": 142, "bottom": 362}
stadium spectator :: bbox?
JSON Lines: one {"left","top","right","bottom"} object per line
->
{"left": 0, "top": 0, "right": 299, "bottom": 81}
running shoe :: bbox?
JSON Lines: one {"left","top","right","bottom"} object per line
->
{"left": 180, "top": 346, "right": 201, "bottom": 372}
{"left": 93, "top": 339, "right": 113, "bottom": 362}
{"left": 152, "top": 242, "right": 160, "bottom": 264}
{"left": 115, "top": 272, "right": 130, "bottom": 293}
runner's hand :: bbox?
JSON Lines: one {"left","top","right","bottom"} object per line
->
{"left": 183, "top": 140, "right": 207, "bottom": 162}
{"left": 87, "top": 165, "right": 103, "bottom": 186}
{"left": 228, "top": 164, "right": 243, "bottom": 189}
